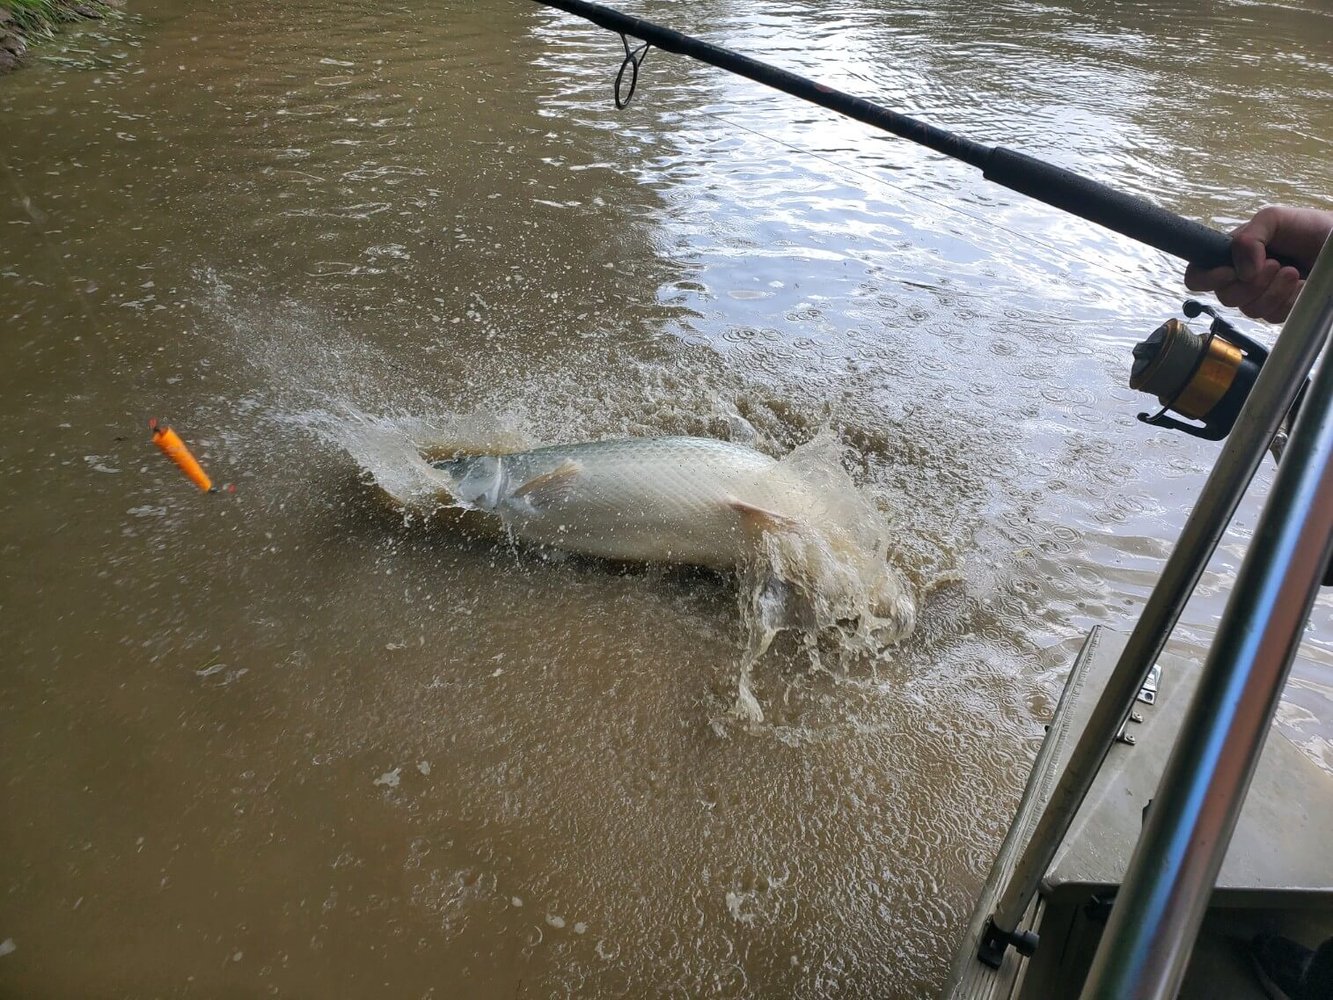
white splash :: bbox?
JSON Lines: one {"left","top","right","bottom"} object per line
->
{"left": 318, "top": 411, "right": 915, "bottom": 725}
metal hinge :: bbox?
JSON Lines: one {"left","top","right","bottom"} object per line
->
{"left": 1115, "top": 665, "right": 1161, "bottom": 745}
{"left": 1137, "top": 662, "right": 1161, "bottom": 705}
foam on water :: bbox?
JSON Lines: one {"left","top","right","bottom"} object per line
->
{"left": 731, "top": 433, "right": 920, "bottom": 721}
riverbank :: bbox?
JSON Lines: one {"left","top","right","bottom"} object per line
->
{"left": 1, "top": 0, "right": 121, "bottom": 73}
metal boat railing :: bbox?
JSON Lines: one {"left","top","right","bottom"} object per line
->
{"left": 978, "top": 233, "right": 1333, "bottom": 992}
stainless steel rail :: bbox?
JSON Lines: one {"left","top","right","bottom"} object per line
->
{"left": 1078, "top": 237, "right": 1333, "bottom": 999}
{"left": 982, "top": 236, "right": 1333, "bottom": 959}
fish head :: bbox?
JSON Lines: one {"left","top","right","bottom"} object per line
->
{"left": 431, "top": 454, "right": 505, "bottom": 510}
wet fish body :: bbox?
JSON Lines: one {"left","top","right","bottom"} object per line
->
{"left": 427, "top": 434, "right": 917, "bottom": 651}
{"left": 432, "top": 436, "right": 801, "bottom": 568}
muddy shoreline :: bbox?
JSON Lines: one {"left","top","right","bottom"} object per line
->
{"left": 0, "top": 0, "right": 121, "bottom": 73}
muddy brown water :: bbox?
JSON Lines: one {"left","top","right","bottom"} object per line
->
{"left": 2, "top": 0, "right": 1331, "bottom": 996}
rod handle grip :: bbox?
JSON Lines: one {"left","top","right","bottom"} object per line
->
{"left": 983, "top": 148, "right": 1309, "bottom": 277}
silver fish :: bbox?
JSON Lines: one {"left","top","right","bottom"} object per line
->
{"left": 434, "top": 436, "right": 799, "bottom": 566}
{"left": 429, "top": 435, "right": 915, "bottom": 643}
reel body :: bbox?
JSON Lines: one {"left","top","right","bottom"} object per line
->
{"left": 1131, "top": 301, "right": 1273, "bottom": 441}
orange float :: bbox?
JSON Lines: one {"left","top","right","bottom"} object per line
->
{"left": 149, "top": 418, "right": 214, "bottom": 492}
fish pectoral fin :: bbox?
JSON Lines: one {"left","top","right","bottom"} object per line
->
{"left": 728, "top": 498, "right": 799, "bottom": 535}
{"left": 510, "top": 458, "right": 582, "bottom": 509}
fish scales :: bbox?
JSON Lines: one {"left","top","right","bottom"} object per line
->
{"left": 434, "top": 436, "right": 789, "bottom": 567}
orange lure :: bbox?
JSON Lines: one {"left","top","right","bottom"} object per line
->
{"left": 149, "top": 418, "right": 214, "bottom": 492}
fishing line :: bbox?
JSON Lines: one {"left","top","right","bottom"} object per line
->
{"left": 537, "top": 11, "right": 1179, "bottom": 303}
{"left": 682, "top": 105, "right": 1149, "bottom": 317}
{"left": 533, "top": 0, "right": 1306, "bottom": 279}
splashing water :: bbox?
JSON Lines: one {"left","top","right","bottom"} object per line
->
{"left": 322, "top": 412, "right": 917, "bottom": 723}
{"left": 731, "top": 434, "right": 918, "bottom": 722}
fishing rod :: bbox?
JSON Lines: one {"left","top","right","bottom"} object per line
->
{"left": 532, "top": 0, "right": 1305, "bottom": 278}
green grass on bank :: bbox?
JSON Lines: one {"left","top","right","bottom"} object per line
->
{"left": 2, "top": 0, "right": 61, "bottom": 33}
{"left": 1, "top": 0, "right": 105, "bottom": 36}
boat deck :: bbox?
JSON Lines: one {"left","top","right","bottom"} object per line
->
{"left": 947, "top": 626, "right": 1333, "bottom": 999}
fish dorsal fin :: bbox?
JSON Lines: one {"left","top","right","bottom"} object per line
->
{"left": 728, "top": 498, "right": 799, "bottom": 535}
{"left": 511, "top": 458, "right": 582, "bottom": 509}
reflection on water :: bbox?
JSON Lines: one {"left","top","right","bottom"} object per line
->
{"left": 1, "top": 0, "right": 1330, "bottom": 995}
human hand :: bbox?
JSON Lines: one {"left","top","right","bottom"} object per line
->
{"left": 1184, "top": 206, "right": 1333, "bottom": 323}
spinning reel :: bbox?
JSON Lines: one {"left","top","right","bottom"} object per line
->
{"left": 1130, "top": 300, "right": 1289, "bottom": 446}
{"left": 1130, "top": 301, "right": 1331, "bottom": 583}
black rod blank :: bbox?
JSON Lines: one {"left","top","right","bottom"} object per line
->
{"left": 533, "top": 0, "right": 1300, "bottom": 275}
